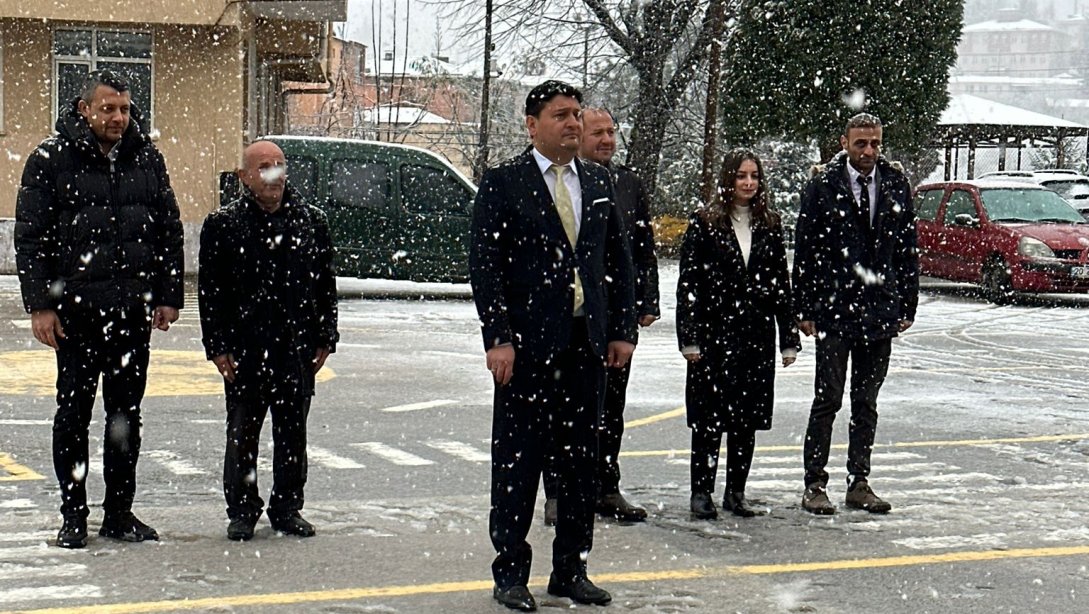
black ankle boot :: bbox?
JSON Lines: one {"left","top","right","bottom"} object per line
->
{"left": 723, "top": 491, "right": 760, "bottom": 518}
{"left": 690, "top": 493, "right": 718, "bottom": 520}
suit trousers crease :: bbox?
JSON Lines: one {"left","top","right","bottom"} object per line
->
{"left": 803, "top": 334, "right": 891, "bottom": 487}
{"left": 543, "top": 360, "right": 630, "bottom": 500}
{"left": 53, "top": 308, "right": 151, "bottom": 519}
{"left": 490, "top": 321, "right": 605, "bottom": 588}
{"left": 223, "top": 384, "right": 312, "bottom": 522}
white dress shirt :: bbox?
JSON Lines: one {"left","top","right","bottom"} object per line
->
{"left": 532, "top": 148, "right": 582, "bottom": 236}
{"left": 846, "top": 162, "right": 877, "bottom": 224}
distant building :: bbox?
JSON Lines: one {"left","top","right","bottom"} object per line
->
{"left": 0, "top": 0, "right": 346, "bottom": 272}
{"left": 955, "top": 11, "right": 1072, "bottom": 78}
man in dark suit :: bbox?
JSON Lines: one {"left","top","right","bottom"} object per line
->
{"left": 543, "top": 106, "right": 658, "bottom": 524}
{"left": 792, "top": 112, "right": 919, "bottom": 516}
{"left": 470, "top": 81, "right": 637, "bottom": 611}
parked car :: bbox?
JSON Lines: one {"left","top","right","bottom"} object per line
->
{"left": 220, "top": 135, "right": 476, "bottom": 282}
{"left": 978, "top": 169, "right": 1089, "bottom": 220}
{"left": 914, "top": 179, "right": 1089, "bottom": 303}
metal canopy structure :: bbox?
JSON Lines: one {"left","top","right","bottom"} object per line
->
{"left": 933, "top": 94, "right": 1089, "bottom": 179}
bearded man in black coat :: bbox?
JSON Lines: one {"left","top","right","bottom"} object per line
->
{"left": 792, "top": 113, "right": 919, "bottom": 516}
{"left": 15, "top": 71, "right": 184, "bottom": 549}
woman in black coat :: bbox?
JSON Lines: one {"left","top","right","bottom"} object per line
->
{"left": 676, "top": 149, "right": 801, "bottom": 519}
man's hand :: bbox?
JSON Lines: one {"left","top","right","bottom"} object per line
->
{"left": 313, "top": 347, "right": 331, "bottom": 373}
{"left": 799, "top": 320, "right": 816, "bottom": 337}
{"left": 486, "top": 344, "right": 515, "bottom": 386}
{"left": 212, "top": 353, "right": 238, "bottom": 383}
{"left": 898, "top": 319, "right": 914, "bottom": 333}
{"left": 152, "top": 306, "right": 180, "bottom": 331}
{"left": 638, "top": 314, "right": 659, "bottom": 327}
{"left": 30, "top": 309, "right": 65, "bottom": 350}
{"left": 607, "top": 341, "right": 635, "bottom": 368}
{"left": 782, "top": 354, "right": 797, "bottom": 367}
{"left": 683, "top": 352, "right": 701, "bottom": 363}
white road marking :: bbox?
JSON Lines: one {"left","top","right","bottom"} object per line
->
{"left": 144, "top": 450, "right": 207, "bottom": 476}
{"left": 0, "top": 531, "right": 53, "bottom": 543}
{"left": 190, "top": 419, "right": 222, "bottom": 425}
{"left": 0, "top": 544, "right": 78, "bottom": 560}
{"left": 378, "top": 399, "right": 457, "bottom": 413}
{"left": 0, "top": 562, "right": 87, "bottom": 580}
{"left": 424, "top": 440, "right": 490, "bottom": 463}
{"left": 308, "top": 446, "right": 365, "bottom": 469}
{"left": 893, "top": 533, "right": 1009, "bottom": 550}
{"left": 0, "top": 499, "right": 36, "bottom": 510}
{"left": 351, "top": 442, "right": 434, "bottom": 466}
{"left": 0, "top": 584, "right": 102, "bottom": 604}
{"left": 0, "top": 419, "right": 52, "bottom": 426}
{"left": 9, "top": 320, "right": 30, "bottom": 329}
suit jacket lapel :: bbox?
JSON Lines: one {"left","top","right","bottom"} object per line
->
{"left": 521, "top": 152, "right": 570, "bottom": 246}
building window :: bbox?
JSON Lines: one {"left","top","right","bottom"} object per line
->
{"left": 52, "top": 28, "right": 153, "bottom": 129}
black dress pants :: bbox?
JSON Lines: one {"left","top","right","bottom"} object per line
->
{"left": 543, "top": 360, "right": 630, "bottom": 500}
{"left": 53, "top": 307, "right": 151, "bottom": 519}
{"left": 490, "top": 322, "right": 605, "bottom": 588}
{"left": 223, "top": 380, "right": 311, "bottom": 522}
{"left": 690, "top": 427, "right": 757, "bottom": 496}
{"left": 803, "top": 334, "right": 891, "bottom": 487}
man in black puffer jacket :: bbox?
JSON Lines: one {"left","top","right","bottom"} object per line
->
{"left": 14, "top": 71, "right": 184, "bottom": 549}
{"left": 198, "top": 140, "right": 338, "bottom": 542}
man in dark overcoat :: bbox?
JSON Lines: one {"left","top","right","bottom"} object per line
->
{"left": 199, "top": 140, "right": 339, "bottom": 541}
{"left": 15, "top": 70, "right": 183, "bottom": 548}
{"left": 792, "top": 112, "right": 919, "bottom": 515}
{"left": 470, "top": 80, "right": 637, "bottom": 611}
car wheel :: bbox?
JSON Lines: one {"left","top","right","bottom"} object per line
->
{"left": 981, "top": 259, "right": 1014, "bottom": 305}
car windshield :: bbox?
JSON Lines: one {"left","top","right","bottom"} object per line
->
{"left": 980, "top": 188, "right": 1085, "bottom": 223}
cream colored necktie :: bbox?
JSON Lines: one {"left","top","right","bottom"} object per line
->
{"left": 551, "top": 164, "right": 584, "bottom": 314}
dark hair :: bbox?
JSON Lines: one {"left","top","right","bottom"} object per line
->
{"left": 845, "top": 112, "right": 882, "bottom": 135}
{"left": 80, "top": 70, "right": 130, "bottom": 104}
{"left": 700, "top": 148, "right": 780, "bottom": 231}
{"left": 525, "top": 80, "right": 583, "bottom": 117}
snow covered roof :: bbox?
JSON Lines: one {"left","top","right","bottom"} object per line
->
{"left": 949, "top": 75, "right": 1081, "bottom": 87}
{"left": 939, "top": 94, "right": 1087, "bottom": 129}
{"left": 364, "top": 105, "right": 450, "bottom": 125}
{"left": 962, "top": 19, "right": 1059, "bottom": 33}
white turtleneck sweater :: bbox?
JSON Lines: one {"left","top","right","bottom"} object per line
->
{"left": 731, "top": 204, "right": 753, "bottom": 266}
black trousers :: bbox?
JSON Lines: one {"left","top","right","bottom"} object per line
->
{"left": 223, "top": 386, "right": 312, "bottom": 522}
{"left": 803, "top": 334, "right": 892, "bottom": 487}
{"left": 690, "top": 427, "right": 757, "bottom": 496}
{"left": 490, "top": 322, "right": 605, "bottom": 588}
{"left": 53, "top": 307, "right": 151, "bottom": 519}
{"left": 543, "top": 360, "right": 630, "bottom": 500}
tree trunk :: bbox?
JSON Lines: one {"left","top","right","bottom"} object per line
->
{"left": 625, "top": 81, "right": 671, "bottom": 212}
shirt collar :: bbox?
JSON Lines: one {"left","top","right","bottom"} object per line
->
{"left": 532, "top": 147, "right": 578, "bottom": 177}
{"left": 846, "top": 161, "right": 876, "bottom": 184}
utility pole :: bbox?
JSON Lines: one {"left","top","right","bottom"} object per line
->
{"left": 474, "top": 0, "right": 494, "bottom": 183}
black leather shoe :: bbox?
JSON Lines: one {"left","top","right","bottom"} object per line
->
{"left": 227, "top": 517, "right": 257, "bottom": 541}
{"left": 270, "top": 512, "right": 316, "bottom": 537}
{"left": 722, "top": 492, "right": 761, "bottom": 518}
{"left": 493, "top": 585, "right": 537, "bottom": 611}
{"left": 57, "top": 516, "right": 87, "bottom": 549}
{"left": 690, "top": 493, "right": 718, "bottom": 520}
{"left": 547, "top": 573, "right": 612, "bottom": 605}
{"left": 597, "top": 492, "right": 647, "bottom": 522}
{"left": 543, "top": 498, "right": 557, "bottom": 527}
{"left": 99, "top": 511, "right": 159, "bottom": 542}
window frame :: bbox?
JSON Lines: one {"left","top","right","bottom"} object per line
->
{"left": 51, "top": 26, "right": 155, "bottom": 131}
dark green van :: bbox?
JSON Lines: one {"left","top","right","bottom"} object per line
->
{"left": 222, "top": 136, "right": 476, "bottom": 282}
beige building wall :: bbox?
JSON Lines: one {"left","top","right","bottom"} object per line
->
{"left": 0, "top": 1, "right": 239, "bottom": 26}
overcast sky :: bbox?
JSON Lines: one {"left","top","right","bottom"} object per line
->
{"left": 341, "top": 0, "right": 478, "bottom": 66}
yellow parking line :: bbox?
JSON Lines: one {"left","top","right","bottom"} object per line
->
{"left": 619, "top": 432, "right": 1089, "bottom": 458}
{"left": 624, "top": 406, "right": 685, "bottom": 428}
{"left": 0, "top": 452, "right": 44, "bottom": 481}
{"left": 8, "top": 545, "right": 1089, "bottom": 614}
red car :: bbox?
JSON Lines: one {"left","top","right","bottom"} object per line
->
{"left": 914, "top": 179, "right": 1089, "bottom": 303}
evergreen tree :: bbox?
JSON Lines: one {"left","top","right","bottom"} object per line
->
{"left": 719, "top": 0, "right": 964, "bottom": 161}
